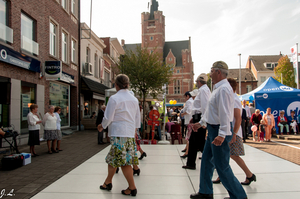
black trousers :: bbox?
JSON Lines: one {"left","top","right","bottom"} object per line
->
{"left": 186, "top": 114, "right": 206, "bottom": 168}
{"left": 98, "top": 130, "right": 103, "bottom": 144}
{"left": 181, "top": 119, "right": 187, "bottom": 137}
{"left": 241, "top": 120, "right": 246, "bottom": 141}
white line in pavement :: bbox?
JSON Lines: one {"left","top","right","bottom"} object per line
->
{"left": 271, "top": 140, "right": 300, "bottom": 150}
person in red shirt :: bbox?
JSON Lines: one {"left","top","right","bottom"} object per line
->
{"left": 250, "top": 109, "right": 262, "bottom": 141}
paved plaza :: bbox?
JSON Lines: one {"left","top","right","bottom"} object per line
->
{"left": 32, "top": 142, "right": 300, "bottom": 199}
{"left": 1, "top": 131, "right": 300, "bottom": 199}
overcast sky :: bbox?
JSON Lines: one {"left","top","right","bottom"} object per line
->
{"left": 81, "top": 0, "right": 300, "bottom": 78}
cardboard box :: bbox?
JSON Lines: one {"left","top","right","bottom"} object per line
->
{"left": 21, "top": 153, "right": 31, "bottom": 166}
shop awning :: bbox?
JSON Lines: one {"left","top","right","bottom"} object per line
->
{"left": 81, "top": 76, "right": 109, "bottom": 95}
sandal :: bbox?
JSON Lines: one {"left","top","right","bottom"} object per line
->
{"left": 100, "top": 183, "right": 112, "bottom": 191}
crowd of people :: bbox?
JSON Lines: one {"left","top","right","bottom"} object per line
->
{"left": 95, "top": 60, "right": 299, "bottom": 197}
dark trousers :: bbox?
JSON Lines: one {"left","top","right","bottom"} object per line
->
{"left": 186, "top": 114, "right": 206, "bottom": 168}
{"left": 98, "top": 130, "right": 103, "bottom": 144}
{"left": 245, "top": 118, "right": 249, "bottom": 138}
{"left": 181, "top": 119, "right": 187, "bottom": 137}
{"left": 241, "top": 120, "right": 246, "bottom": 141}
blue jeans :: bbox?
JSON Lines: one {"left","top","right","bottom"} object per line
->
{"left": 198, "top": 124, "right": 247, "bottom": 199}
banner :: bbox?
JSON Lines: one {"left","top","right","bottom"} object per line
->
{"left": 0, "top": 44, "right": 40, "bottom": 72}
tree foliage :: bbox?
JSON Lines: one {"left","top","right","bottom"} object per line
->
{"left": 274, "top": 55, "right": 297, "bottom": 88}
{"left": 206, "top": 73, "right": 212, "bottom": 91}
{"left": 117, "top": 45, "right": 173, "bottom": 136}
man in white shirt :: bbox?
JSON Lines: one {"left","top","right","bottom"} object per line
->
{"left": 182, "top": 74, "right": 211, "bottom": 170}
{"left": 190, "top": 61, "right": 247, "bottom": 199}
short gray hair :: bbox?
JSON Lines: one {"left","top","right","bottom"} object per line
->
{"left": 49, "top": 105, "right": 54, "bottom": 109}
{"left": 215, "top": 68, "right": 228, "bottom": 77}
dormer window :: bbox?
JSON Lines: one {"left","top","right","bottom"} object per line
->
{"left": 169, "top": 57, "right": 172, "bottom": 61}
{"left": 265, "top": 62, "right": 278, "bottom": 69}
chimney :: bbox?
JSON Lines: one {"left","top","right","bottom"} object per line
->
{"left": 121, "top": 39, "right": 125, "bottom": 46}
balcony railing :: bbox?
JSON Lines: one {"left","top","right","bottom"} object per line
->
{"left": 0, "top": 23, "right": 13, "bottom": 43}
{"left": 22, "top": 35, "right": 39, "bottom": 55}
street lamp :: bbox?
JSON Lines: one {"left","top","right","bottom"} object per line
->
{"left": 238, "top": 54, "right": 241, "bottom": 95}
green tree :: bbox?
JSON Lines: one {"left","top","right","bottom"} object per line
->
{"left": 206, "top": 73, "right": 212, "bottom": 91}
{"left": 274, "top": 55, "right": 297, "bottom": 88}
{"left": 117, "top": 45, "right": 173, "bottom": 136}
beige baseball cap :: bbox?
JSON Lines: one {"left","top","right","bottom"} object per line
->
{"left": 212, "top": 61, "right": 228, "bottom": 70}
{"left": 196, "top": 73, "right": 208, "bottom": 82}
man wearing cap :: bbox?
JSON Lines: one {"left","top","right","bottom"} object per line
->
{"left": 182, "top": 73, "right": 211, "bottom": 170}
{"left": 190, "top": 61, "right": 247, "bottom": 199}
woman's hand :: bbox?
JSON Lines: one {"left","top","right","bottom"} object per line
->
{"left": 229, "top": 134, "right": 236, "bottom": 144}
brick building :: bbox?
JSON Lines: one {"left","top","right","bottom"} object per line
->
{"left": 228, "top": 68, "right": 258, "bottom": 95}
{"left": 123, "top": 0, "right": 194, "bottom": 104}
{"left": 0, "top": 0, "right": 80, "bottom": 145}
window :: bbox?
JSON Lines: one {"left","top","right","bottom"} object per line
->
{"left": 177, "top": 70, "right": 179, "bottom": 73}
{"left": 150, "top": 50, "right": 153, "bottom": 54}
{"left": 94, "top": 54, "right": 98, "bottom": 78}
{"left": 20, "top": 82, "right": 36, "bottom": 134}
{"left": 150, "top": 36, "right": 153, "bottom": 41}
{"left": 0, "top": 0, "right": 13, "bottom": 43}
{"left": 261, "top": 76, "right": 266, "bottom": 83}
{"left": 71, "top": 0, "right": 78, "bottom": 17}
{"left": 86, "top": 47, "right": 90, "bottom": 63}
{"left": 266, "top": 63, "right": 272, "bottom": 68}
{"left": 49, "top": 82, "right": 70, "bottom": 127}
{"left": 246, "top": 85, "right": 252, "bottom": 92}
{"left": 104, "top": 71, "right": 110, "bottom": 87}
{"left": 50, "top": 21, "right": 58, "bottom": 56}
{"left": 166, "top": 83, "right": 168, "bottom": 94}
{"left": 21, "top": 13, "right": 38, "bottom": 55}
{"left": 62, "top": 31, "right": 68, "bottom": 62}
{"left": 174, "top": 80, "right": 180, "bottom": 94}
{"left": 71, "top": 38, "right": 76, "bottom": 63}
{"left": 169, "top": 57, "right": 172, "bottom": 61}
{"left": 62, "top": 0, "right": 68, "bottom": 10}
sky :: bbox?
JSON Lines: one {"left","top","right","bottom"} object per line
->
{"left": 81, "top": 0, "right": 300, "bottom": 78}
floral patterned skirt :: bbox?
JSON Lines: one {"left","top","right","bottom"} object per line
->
{"left": 106, "top": 137, "right": 139, "bottom": 167}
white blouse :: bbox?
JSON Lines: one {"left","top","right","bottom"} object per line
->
{"left": 43, "top": 112, "right": 57, "bottom": 130}
{"left": 27, "top": 112, "right": 41, "bottom": 131}
{"left": 102, "top": 89, "right": 140, "bottom": 138}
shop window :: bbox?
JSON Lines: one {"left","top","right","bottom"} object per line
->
{"left": 20, "top": 82, "right": 36, "bottom": 134}
{"left": 0, "top": 78, "right": 10, "bottom": 128}
{"left": 49, "top": 82, "right": 70, "bottom": 127}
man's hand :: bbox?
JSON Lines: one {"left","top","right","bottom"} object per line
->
{"left": 229, "top": 134, "right": 236, "bottom": 144}
{"left": 189, "top": 118, "right": 193, "bottom": 124}
{"left": 212, "top": 136, "right": 225, "bottom": 146}
{"left": 97, "top": 124, "right": 103, "bottom": 132}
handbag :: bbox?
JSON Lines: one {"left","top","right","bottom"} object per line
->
{"left": 272, "top": 127, "right": 277, "bottom": 134}
{"left": 279, "top": 121, "right": 287, "bottom": 125}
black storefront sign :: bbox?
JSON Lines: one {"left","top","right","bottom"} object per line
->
{"left": 0, "top": 44, "right": 40, "bottom": 72}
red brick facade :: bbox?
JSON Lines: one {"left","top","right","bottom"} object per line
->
{"left": 141, "top": 5, "right": 194, "bottom": 104}
{"left": 0, "top": 0, "right": 80, "bottom": 130}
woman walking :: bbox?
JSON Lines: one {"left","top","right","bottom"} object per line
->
{"left": 27, "top": 104, "right": 42, "bottom": 157}
{"left": 43, "top": 105, "right": 58, "bottom": 154}
{"left": 262, "top": 108, "right": 275, "bottom": 142}
{"left": 54, "top": 106, "right": 63, "bottom": 151}
{"left": 98, "top": 74, "right": 140, "bottom": 196}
